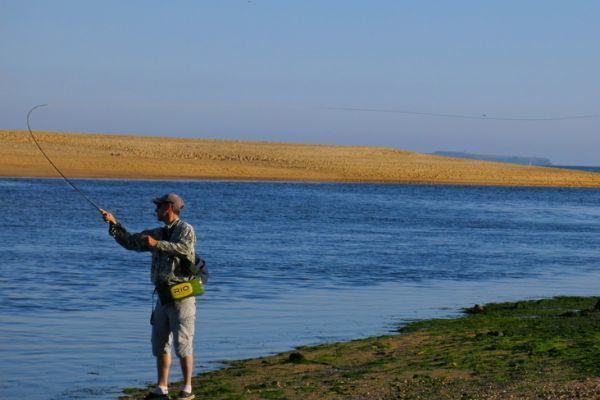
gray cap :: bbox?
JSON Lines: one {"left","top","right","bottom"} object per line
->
{"left": 152, "top": 193, "right": 184, "bottom": 210}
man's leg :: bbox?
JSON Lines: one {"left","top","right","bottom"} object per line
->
{"left": 180, "top": 355, "right": 193, "bottom": 388}
{"left": 171, "top": 298, "right": 196, "bottom": 399}
{"left": 151, "top": 299, "right": 173, "bottom": 397}
{"left": 157, "top": 352, "right": 172, "bottom": 388}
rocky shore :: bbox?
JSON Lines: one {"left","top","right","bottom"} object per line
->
{"left": 120, "top": 296, "right": 600, "bottom": 400}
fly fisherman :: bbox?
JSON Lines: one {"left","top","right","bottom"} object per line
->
{"left": 101, "top": 193, "right": 197, "bottom": 400}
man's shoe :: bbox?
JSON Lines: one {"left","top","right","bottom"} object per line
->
{"left": 173, "top": 391, "right": 195, "bottom": 400}
{"left": 143, "top": 391, "right": 170, "bottom": 400}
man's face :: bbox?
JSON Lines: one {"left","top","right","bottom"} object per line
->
{"left": 155, "top": 202, "right": 171, "bottom": 222}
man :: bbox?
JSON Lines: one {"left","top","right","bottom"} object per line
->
{"left": 101, "top": 193, "right": 197, "bottom": 400}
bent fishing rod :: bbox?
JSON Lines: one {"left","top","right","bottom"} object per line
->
{"left": 27, "top": 104, "right": 104, "bottom": 214}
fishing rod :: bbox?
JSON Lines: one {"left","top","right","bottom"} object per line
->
{"left": 27, "top": 104, "right": 104, "bottom": 214}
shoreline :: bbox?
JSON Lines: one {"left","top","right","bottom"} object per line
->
{"left": 3, "top": 130, "right": 600, "bottom": 188}
{"left": 6, "top": 175, "right": 600, "bottom": 190}
{"left": 119, "top": 296, "right": 600, "bottom": 400}
{"left": 8, "top": 173, "right": 600, "bottom": 188}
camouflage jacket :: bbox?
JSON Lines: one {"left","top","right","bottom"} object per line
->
{"left": 109, "top": 218, "right": 196, "bottom": 287}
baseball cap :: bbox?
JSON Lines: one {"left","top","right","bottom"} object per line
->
{"left": 152, "top": 193, "right": 185, "bottom": 210}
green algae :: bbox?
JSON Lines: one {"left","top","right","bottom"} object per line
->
{"left": 120, "top": 296, "right": 600, "bottom": 400}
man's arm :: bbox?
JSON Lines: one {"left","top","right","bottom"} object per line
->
{"left": 154, "top": 223, "right": 196, "bottom": 260}
{"left": 101, "top": 209, "right": 158, "bottom": 252}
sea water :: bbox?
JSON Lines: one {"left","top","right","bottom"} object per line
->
{"left": 1, "top": 178, "right": 600, "bottom": 399}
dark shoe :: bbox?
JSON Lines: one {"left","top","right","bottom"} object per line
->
{"left": 173, "top": 391, "right": 195, "bottom": 400}
{"left": 143, "top": 391, "right": 170, "bottom": 400}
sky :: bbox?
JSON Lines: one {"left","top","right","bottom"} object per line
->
{"left": 2, "top": 1, "right": 599, "bottom": 165}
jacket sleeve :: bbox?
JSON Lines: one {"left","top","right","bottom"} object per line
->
{"left": 109, "top": 222, "right": 161, "bottom": 252}
{"left": 155, "top": 223, "right": 195, "bottom": 260}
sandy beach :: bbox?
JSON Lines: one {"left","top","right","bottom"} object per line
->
{"left": 2, "top": 129, "right": 600, "bottom": 187}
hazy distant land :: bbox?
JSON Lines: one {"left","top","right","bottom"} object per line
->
{"left": 433, "top": 151, "right": 553, "bottom": 166}
{"left": 2, "top": 130, "right": 600, "bottom": 187}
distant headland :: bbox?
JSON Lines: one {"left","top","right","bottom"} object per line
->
{"left": 433, "top": 151, "right": 552, "bottom": 166}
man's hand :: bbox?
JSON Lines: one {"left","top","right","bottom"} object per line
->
{"left": 100, "top": 209, "right": 117, "bottom": 225}
{"left": 141, "top": 234, "right": 159, "bottom": 248}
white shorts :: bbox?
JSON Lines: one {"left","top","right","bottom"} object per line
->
{"left": 151, "top": 296, "right": 196, "bottom": 358}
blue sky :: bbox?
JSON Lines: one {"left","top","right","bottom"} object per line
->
{"left": 2, "top": 1, "right": 599, "bottom": 164}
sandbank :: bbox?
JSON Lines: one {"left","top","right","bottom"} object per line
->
{"left": 2, "top": 130, "right": 600, "bottom": 187}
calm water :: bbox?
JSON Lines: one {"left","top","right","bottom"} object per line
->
{"left": 2, "top": 179, "right": 600, "bottom": 399}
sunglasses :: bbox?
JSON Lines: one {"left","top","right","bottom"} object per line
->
{"left": 155, "top": 202, "right": 173, "bottom": 210}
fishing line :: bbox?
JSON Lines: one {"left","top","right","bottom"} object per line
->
{"left": 27, "top": 104, "right": 103, "bottom": 213}
{"left": 318, "top": 106, "right": 600, "bottom": 121}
